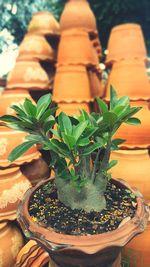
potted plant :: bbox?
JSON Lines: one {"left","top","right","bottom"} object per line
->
{"left": 0, "top": 87, "right": 149, "bottom": 267}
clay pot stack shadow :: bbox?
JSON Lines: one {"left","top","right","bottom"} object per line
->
{"left": 103, "top": 23, "right": 150, "bottom": 266}
{"left": 6, "top": 11, "right": 60, "bottom": 102}
{"left": 53, "top": 0, "right": 103, "bottom": 116}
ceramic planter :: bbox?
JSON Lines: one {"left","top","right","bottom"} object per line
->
{"left": 21, "top": 157, "right": 50, "bottom": 186}
{"left": 88, "top": 70, "right": 102, "bottom": 97}
{"left": 0, "top": 89, "right": 34, "bottom": 116}
{"left": 0, "top": 167, "right": 31, "bottom": 221}
{"left": 110, "top": 149, "right": 150, "bottom": 202}
{"left": 18, "top": 34, "right": 56, "bottom": 62}
{"left": 57, "top": 29, "right": 98, "bottom": 66}
{"left": 6, "top": 61, "right": 50, "bottom": 90}
{"left": 0, "top": 221, "right": 24, "bottom": 267}
{"left": 114, "top": 101, "right": 150, "bottom": 148}
{"left": 0, "top": 127, "right": 40, "bottom": 168}
{"left": 122, "top": 203, "right": 150, "bottom": 267}
{"left": 28, "top": 11, "right": 60, "bottom": 36}
{"left": 56, "top": 102, "right": 91, "bottom": 116}
{"left": 105, "top": 23, "right": 147, "bottom": 65}
{"left": 105, "top": 59, "right": 150, "bottom": 101}
{"left": 53, "top": 65, "right": 93, "bottom": 103}
{"left": 60, "top": 0, "right": 96, "bottom": 35}
{"left": 17, "top": 178, "right": 149, "bottom": 267}
{"left": 91, "top": 37, "right": 102, "bottom": 58}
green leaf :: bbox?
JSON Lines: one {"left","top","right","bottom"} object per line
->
{"left": 126, "top": 117, "right": 141, "bottom": 125}
{"left": 50, "top": 139, "right": 70, "bottom": 157}
{"left": 96, "top": 97, "right": 108, "bottom": 114}
{"left": 23, "top": 98, "right": 37, "bottom": 117}
{"left": 11, "top": 104, "right": 27, "bottom": 118}
{"left": 62, "top": 133, "right": 76, "bottom": 149}
{"left": 36, "top": 93, "right": 52, "bottom": 119}
{"left": 77, "top": 137, "right": 90, "bottom": 146}
{"left": 81, "top": 142, "right": 103, "bottom": 156}
{"left": 50, "top": 129, "right": 60, "bottom": 139}
{"left": 103, "top": 112, "right": 118, "bottom": 130}
{"left": 73, "top": 121, "right": 88, "bottom": 141}
{"left": 43, "top": 116, "right": 55, "bottom": 134}
{"left": 8, "top": 141, "right": 35, "bottom": 162}
{"left": 110, "top": 85, "right": 118, "bottom": 109}
{"left": 119, "top": 106, "right": 142, "bottom": 121}
{"left": 58, "top": 112, "right": 72, "bottom": 135}
{"left": 25, "top": 134, "right": 43, "bottom": 143}
{"left": 112, "top": 138, "right": 126, "bottom": 146}
{"left": 116, "top": 96, "right": 129, "bottom": 107}
{"left": 107, "top": 160, "right": 118, "bottom": 170}
{"left": 0, "top": 115, "right": 20, "bottom": 123}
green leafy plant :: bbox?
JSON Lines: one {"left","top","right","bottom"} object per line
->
{"left": 0, "top": 86, "right": 141, "bottom": 212}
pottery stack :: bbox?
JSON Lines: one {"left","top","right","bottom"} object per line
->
{"left": 104, "top": 23, "right": 150, "bottom": 266}
{"left": 53, "top": 0, "right": 102, "bottom": 116}
{"left": 6, "top": 11, "right": 60, "bottom": 102}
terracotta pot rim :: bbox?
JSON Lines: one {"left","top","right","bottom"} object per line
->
{"left": 0, "top": 210, "right": 18, "bottom": 221}
{"left": 111, "top": 149, "right": 149, "bottom": 156}
{"left": 7, "top": 84, "right": 50, "bottom": 90}
{"left": 105, "top": 57, "right": 147, "bottom": 65}
{"left": 104, "top": 96, "right": 150, "bottom": 102}
{"left": 53, "top": 98, "right": 94, "bottom": 103}
{"left": 17, "top": 177, "right": 149, "bottom": 254}
{"left": 111, "top": 23, "right": 141, "bottom": 32}
{"left": 0, "top": 166, "right": 19, "bottom": 175}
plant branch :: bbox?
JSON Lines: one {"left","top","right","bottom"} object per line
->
{"left": 91, "top": 148, "right": 101, "bottom": 184}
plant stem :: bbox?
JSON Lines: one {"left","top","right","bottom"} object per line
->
{"left": 91, "top": 148, "right": 101, "bottom": 184}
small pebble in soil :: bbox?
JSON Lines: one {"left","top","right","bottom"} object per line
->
{"left": 29, "top": 180, "right": 137, "bottom": 236}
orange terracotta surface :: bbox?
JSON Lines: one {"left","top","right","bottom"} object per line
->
{"left": 88, "top": 70, "right": 101, "bottom": 97}
{"left": 0, "top": 127, "right": 40, "bottom": 167}
{"left": 28, "top": 11, "right": 60, "bottom": 36}
{"left": 110, "top": 149, "right": 150, "bottom": 202}
{"left": 56, "top": 102, "right": 91, "bottom": 116}
{"left": 91, "top": 37, "right": 102, "bottom": 57}
{"left": 60, "top": 0, "right": 97, "bottom": 34}
{"left": 0, "top": 167, "right": 31, "bottom": 220}
{"left": 0, "top": 89, "right": 34, "bottom": 116}
{"left": 7, "top": 61, "right": 50, "bottom": 90}
{"left": 122, "top": 204, "right": 150, "bottom": 267}
{"left": 0, "top": 221, "right": 24, "bottom": 267}
{"left": 57, "top": 29, "right": 98, "bottom": 66}
{"left": 105, "top": 23, "right": 147, "bottom": 65}
{"left": 18, "top": 34, "right": 56, "bottom": 62}
{"left": 17, "top": 178, "right": 149, "bottom": 267}
{"left": 114, "top": 101, "right": 150, "bottom": 148}
{"left": 53, "top": 65, "right": 93, "bottom": 103}
{"left": 105, "top": 60, "right": 150, "bottom": 101}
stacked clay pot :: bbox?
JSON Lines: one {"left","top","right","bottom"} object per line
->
{"left": 104, "top": 23, "right": 150, "bottom": 266}
{"left": 53, "top": 0, "right": 103, "bottom": 115}
{"left": 6, "top": 11, "right": 60, "bottom": 100}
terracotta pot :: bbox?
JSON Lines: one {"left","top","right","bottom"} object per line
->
{"left": 57, "top": 29, "right": 98, "bottom": 66}
{"left": 122, "top": 203, "right": 150, "bottom": 267}
{"left": 0, "top": 167, "right": 31, "bottom": 221}
{"left": 17, "top": 178, "right": 148, "bottom": 267}
{"left": 105, "top": 23, "right": 147, "bottom": 65}
{"left": 88, "top": 70, "right": 101, "bottom": 97}
{"left": 28, "top": 11, "right": 60, "bottom": 36}
{"left": 60, "top": 0, "right": 97, "bottom": 34}
{"left": 53, "top": 65, "right": 93, "bottom": 103}
{"left": 112, "top": 253, "right": 121, "bottom": 267}
{"left": 105, "top": 59, "right": 150, "bottom": 101}
{"left": 18, "top": 34, "right": 56, "bottom": 62}
{"left": 21, "top": 157, "right": 50, "bottom": 186}
{"left": 0, "top": 126, "right": 40, "bottom": 168}
{"left": 114, "top": 101, "right": 150, "bottom": 148}
{"left": 7, "top": 61, "right": 50, "bottom": 90}
{"left": 56, "top": 102, "right": 91, "bottom": 116}
{"left": 110, "top": 149, "right": 150, "bottom": 202}
{"left": 0, "top": 89, "right": 34, "bottom": 116}
{"left": 91, "top": 37, "right": 102, "bottom": 58}
{"left": 0, "top": 221, "right": 24, "bottom": 267}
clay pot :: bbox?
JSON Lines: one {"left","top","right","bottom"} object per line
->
{"left": 0, "top": 167, "right": 31, "bottom": 220}
{"left": 0, "top": 126, "right": 40, "bottom": 168}
{"left": 122, "top": 203, "right": 150, "bottom": 267}
{"left": 53, "top": 65, "right": 93, "bottom": 103}
{"left": 21, "top": 157, "right": 50, "bottom": 186}
{"left": 0, "top": 89, "right": 34, "bottom": 116}
{"left": 56, "top": 102, "right": 91, "bottom": 116}
{"left": 110, "top": 149, "right": 150, "bottom": 202}
{"left": 0, "top": 221, "right": 24, "bottom": 267}
{"left": 88, "top": 70, "right": 101, "bottom": 97}
{"left": 28, "top": 11, "right": 60, "bottom": 36}
{"left": 18, "top": 34, "right": 56, "bottom": 62}
{"left": 91, "top": 37, "right": 102, "bottom": 58}
{"left": 17, "top": 178, "right": 148, "bottom": 267}
{"left": 105, "top": 59, "right": 150, "bottom": 101}
{"left": 57, "top": 29, "right": 98, "bottom": 66}
{"left": 60, "top": 0, "right": 97, "bottom": 34}
{"left": 105, "top": 23, "right": 147, "bottom": 65}
{"left": 7, "top": 61, "right": 50, "bottom": 90}
{"left": 114, "top": 101, "right": 150, "bottom": 148}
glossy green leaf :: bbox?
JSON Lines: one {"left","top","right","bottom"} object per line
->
{"left": 0, "top": 115, "right": 20, "bottom": 123}
{"left": 106, "top": 160, "right": 118, "bottom": 170}
{"left": 36, "top": 93, "right": 52, "bottom": 119}
{"left": 77, "top": 137, "right": 90, "bottom": 146}
{"left": 62, "top": 133, "right": 76, "bottom": 149}
{"left": 81, "top": 142, "right": 103, "bottom": 156}
{"left": 8, "top": 141, "right": 35, "bottom": 162}
{"left": 126, "top": 117, "right": 141, "bottom": 125}
{"left": 112, "top": 138, "right": 126, "bottom": 146}
{"left": 96, "top": 97, "right": 108, "bottom": 114}
{"left": 58, "top": 112, "right": 72, "bottom": 135}
{"left": 23, "top": 98, "right": 37, "bottom": 117}
{"left": 73, "top": 121, "right": 88, "bottom": 141}
{"left": 103, "top": 112, "right": 118, "bottom": 130}
{"left": 110, "top": 85, "right": 118, "bottom": 109}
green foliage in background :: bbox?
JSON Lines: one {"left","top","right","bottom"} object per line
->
{"left": 0, "top": 0, "right": 150, "bottom": 53}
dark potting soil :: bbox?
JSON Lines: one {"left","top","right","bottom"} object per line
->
{"left": 29, "top": 180, "right": 137, "bottom": 236}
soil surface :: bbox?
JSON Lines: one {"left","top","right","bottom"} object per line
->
{"left": 29, "top": 180, "right": 137, "bottom": 235}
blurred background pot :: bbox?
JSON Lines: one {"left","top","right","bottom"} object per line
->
{"left": 56, "top": 102, "right": 91, "bottom": 116}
